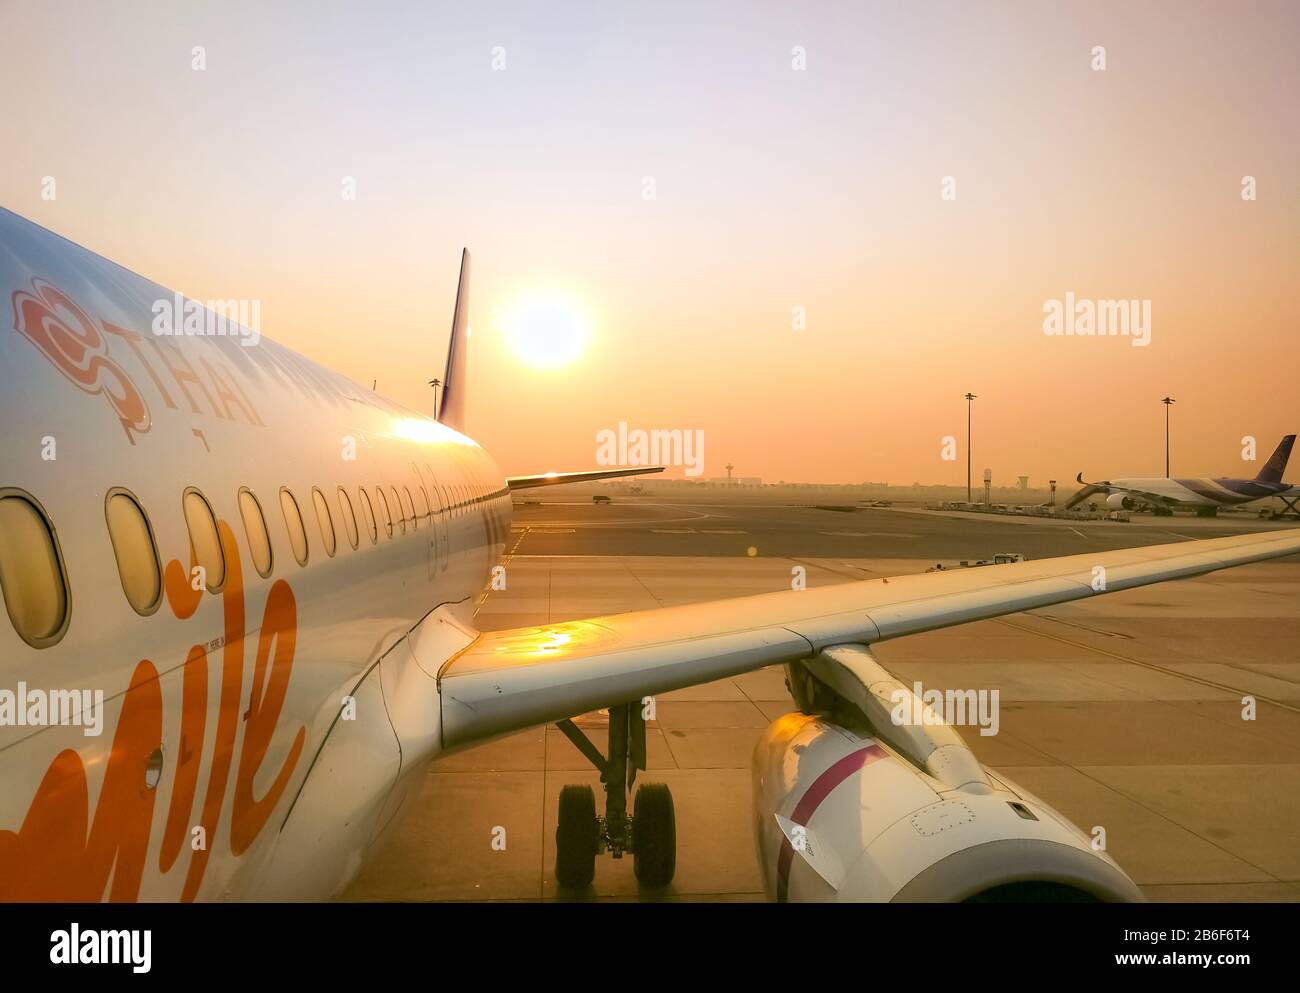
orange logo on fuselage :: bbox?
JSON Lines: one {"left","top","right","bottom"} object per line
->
{"left": 11, "top": 278, "right": 151, "bottom": 443}
{"left": 10, "top": 277, "right": 267, "bottom": 443}
{"left": 0, "top": 522, "right": 305, "bottom": 902}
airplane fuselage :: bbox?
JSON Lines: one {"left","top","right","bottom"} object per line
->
{"left": 0, "top": 208, "right": 508, "bottom": 900}
{"left": 1108, "top": 476, "right": 1297, "bottom": 508}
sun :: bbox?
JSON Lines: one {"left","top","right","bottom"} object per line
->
{"left": 505, "top": 291, "right": 590, "bottom": 369}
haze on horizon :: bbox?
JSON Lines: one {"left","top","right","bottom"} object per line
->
{"left": 2, "top": 0, "right": 1296, "bottom": 487}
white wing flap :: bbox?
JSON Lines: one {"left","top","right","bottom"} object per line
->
{"left": 438, "top": 528, "right": 1300, "bottom": 750}
{"left": 439, "top": 624, "right": 808, "bottom": 750}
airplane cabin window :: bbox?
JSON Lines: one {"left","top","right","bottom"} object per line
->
{"left": 375, "top": 486, "right": 393, "bottom": 538}
{"left": 105, "top": 489, "right": 162, "bottom": 614}
{"left": 312, "top": 487, "right": 337, "bottom": 557}
{"left": 337, "top": 487, "right": 360, "bottom": 549}
{"left": 358, "top": 487, "right": 378, "bottom": 543}
{"left": 0, "top": 490, "right": 70, "bottom": 647}
{"left": 280, "top": 487, "right": 309, "bottom": 565}
{"left": 182, "top": 488, "right": 226, "bottom": 591}
{"left": 402, "top": 487, "right": 417, "bottom": 529}
{"left": 422, "top": 466, "right": 445, "bottom": 514}
{"left": 238, "top": 488, "right": 274, "bottom": 578}
{"left": 390, "top": 486, "right": 406, "bottom": 534}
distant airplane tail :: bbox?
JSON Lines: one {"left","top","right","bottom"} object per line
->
{"left": 1255, "top": 434, "right": 1295, "bottom": 483}
{"left": 438, "top": 248, "right": 471, "bottom": 433}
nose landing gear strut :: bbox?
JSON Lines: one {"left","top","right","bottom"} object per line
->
{"left": 553, "top": 701, "right": 676, "bottom": 890}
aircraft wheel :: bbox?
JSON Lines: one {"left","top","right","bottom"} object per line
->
{"left": 555, "top": 784, "right": 598, "bottom": 888}
{"left": 632, "top": 783, "right": 676, "bottom": 886}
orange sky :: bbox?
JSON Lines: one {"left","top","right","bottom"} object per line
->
{"left": 2, "top": 0, "right": 1296, "bottom": 484}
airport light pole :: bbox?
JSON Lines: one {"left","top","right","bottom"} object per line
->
{"left": 429, "top": 378, "right": 442, "bottom": 420}
{"left": 964, "top": 393, "right": 977, "bottom": 502}
{"left": 1161, "top": 396, "right": 1175, "bottom": 477}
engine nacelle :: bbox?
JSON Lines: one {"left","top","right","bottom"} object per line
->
{"left": 755, "top": 647, "right": 1143, "bottom": 902}
{"left": 1106, "top": 492, "right": 1137, "bottom": 510}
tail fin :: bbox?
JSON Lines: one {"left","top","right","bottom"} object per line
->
{"left": 1255, "top": 435, "right": 1295, "bottom": 483}
{"left": 439, "top": 248, "right": 470, "bottom": 432}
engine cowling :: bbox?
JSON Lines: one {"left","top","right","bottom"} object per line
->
{"left": 753, "top": 647, "right": 1143, "bottom": 902}
{"left": 1106, "top": 492, "right": 1137, "bottom": 510}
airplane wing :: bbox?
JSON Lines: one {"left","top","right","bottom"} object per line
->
{"left": 437, "top": 527, "right": 1300, "bottom": 749}
{"left": 507, "top": 466, "right": 664, "bottom": 490}
{"left": 1062, "top": 482, "right": 1109, "bottom": 509}
{"left": 1064, "top": 475, "right": 1172, "bottom": 510}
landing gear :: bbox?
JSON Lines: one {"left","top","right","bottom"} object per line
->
{"left": 632, "top": 782, "right": 676, "bottom": 886}
{"left": 554, "top": 702, "right": 676, "bottom": 890}
{"left": 1153, "top": 506, "right": 1175, "bottom": 516}
{"left": 1195, "top": 506, "right": 1218, "bottom": 518}
{"left": 555, "top": 785, "right": 599, "bottom": 888}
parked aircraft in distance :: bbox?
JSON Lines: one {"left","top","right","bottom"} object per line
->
{"left": 1069, "top": 435, "right": 1299, "bottom": 517}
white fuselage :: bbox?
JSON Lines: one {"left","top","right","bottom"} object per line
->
{"left": 1102, "top": 476, "right": 1298, "bottom": 509}
{"left": 0, "top": 208, "right": 505, "bottom": 900}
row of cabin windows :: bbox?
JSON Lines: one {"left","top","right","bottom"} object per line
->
{"left": 0, "top": 478, "right": 506, "bottom": 650}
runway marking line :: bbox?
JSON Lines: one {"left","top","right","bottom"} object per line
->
{"left": 474, "top": 525, "right": 531, "bottom": 617}
{"left": 996, "top": 617, "right": 1300, "bottom": 715}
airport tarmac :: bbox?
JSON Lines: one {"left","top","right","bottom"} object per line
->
{"left": 342, "top": 498, "right": 1300, "bottom": 903}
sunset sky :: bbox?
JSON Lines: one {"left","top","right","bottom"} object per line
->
{"left": 2, "top": 1, "right": 1297, "bottom": 484}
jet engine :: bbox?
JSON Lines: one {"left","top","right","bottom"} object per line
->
{"left": 753, "top": 645, "right": 1143, "bottom": 902}
{"left": 1106, "top": 493, "right": 1138, "bottom": 510}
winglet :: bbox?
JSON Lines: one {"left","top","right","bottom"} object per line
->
{"left": 439, "top": 249, "right": 470, "bottom": 432}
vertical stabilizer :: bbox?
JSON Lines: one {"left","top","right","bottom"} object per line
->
{"left": 1256, "top": 435, "right": 1295, "bottom": 483}
{"left": 439, "top": 249, "right": 470, "bottom": 432}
